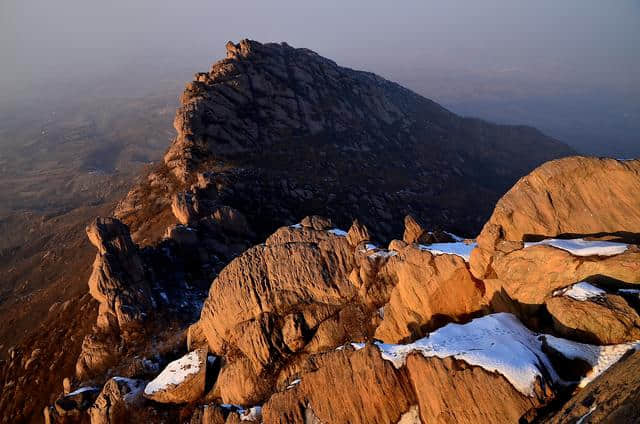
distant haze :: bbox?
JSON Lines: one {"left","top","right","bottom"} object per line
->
{"left": 2, "top": 0, "right": 639, "bottom": 156}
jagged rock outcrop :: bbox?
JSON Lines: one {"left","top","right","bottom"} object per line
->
{"left": 402, "top": 215, "right": 456, "bottom": 245}
{"left": 76, "top": 218, "right": 153, "bottom": 380}
{"left": 374, "top": 244, "right": 484, "bottom": 343}
{"left": 115, "top": 39, "right": 572, "bottom": 246}
{"left": 198, "top": 216, "right": 487, "bottom": 405}
{"left": 89, "top": 377, "right": 145, "bottom": 424}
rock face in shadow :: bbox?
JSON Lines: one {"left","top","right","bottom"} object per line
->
{"left": 115, "top": 39, "right": 572, "bottom": 246}
{"left": 89, "top": 377, "right": 145, "bottom": 424}
{"left": 542, "top": 349, "right": 640, "bottom": 424}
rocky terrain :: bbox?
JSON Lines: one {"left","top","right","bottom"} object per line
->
{"left": 4, "top": 40, "right": 640, "bottom": 424}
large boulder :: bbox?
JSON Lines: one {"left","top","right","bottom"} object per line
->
{"left": 405, "top": 355, "right": 549, "bottom": 424}
{"left": 374, "top": 244, "right": 484, "bottom": 343}
{"left": 545, "top": 283, "right": 640, "bottom": 345}
{"left": 262, "top": 346, "right": 416, "bottom": 424}
{"left": 488, "top": 244, "right": 640, "bottom": 307}
{"left": 144, "top": 349, "right": 208, "bottom": 404}
{"left": 472, "top": 157, "right": 640, "bottom": 279}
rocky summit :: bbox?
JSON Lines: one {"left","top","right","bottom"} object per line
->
{"left": 2, "top": 40, "right": 640, "bottom": 424}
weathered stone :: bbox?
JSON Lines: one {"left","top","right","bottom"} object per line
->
{"left": 546, "top": 293, "right": 640, "bottom": 345}
{"left": 375, "top": 245, "right": 485, "bottom": 343}
{"left": 89, "top": 377, "right": 145, "bottom": 424}
{"left": 144, "top": 349, "right": 207, "bottom": 404}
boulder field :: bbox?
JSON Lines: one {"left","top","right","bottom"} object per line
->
{"left": 4, "top": 39, "right": 638, "bottom": 424}
{"left": 41, "top": 154, "right": 640, "bottom": 423}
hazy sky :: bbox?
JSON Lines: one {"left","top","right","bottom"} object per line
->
{"left": 3, "top": 0, "right": 639, "bottom": 92}
{"left": 2, "top": 1, "right": 640, "bottom": 156}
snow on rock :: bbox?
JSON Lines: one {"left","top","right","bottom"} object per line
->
{"left": 365, "top": 313, "right": 640, "bottom": 397}
{"left": 524, "top": 238, "right": 628, "bottom": 257}
{"left": 369, "top": 250, "right": 398, "bottom": 260}
{"left": 221, "top": 404, "right": 263, "bottom": 421}
{"left": 444, "top": 231, "right": 465, "bottom": 242}
{"left": 240, "top": 406, "right": 262, "bottom": 421}
{"left": 66, "top": 386, "right": 99, "bottom": 397}
{"left": 576, "top": 404, "right": 597, "bottom": 424}
{"left": 418, "top": 241, "right": 477, "bottom": 262}
{"left": 360, "top": 243, "right": 398, "bottom": 260}
{"left": 327, "top": 228, "right": 348, "bottom": 236}
{"left": 553, "top": 282, "right": 606, "bottom": 301}
{"left": 286, "top": 378, "right": 301, "bottom": 390}
{"left": 112, "top": 377, "right": 146, "bottom": 403}
{"left": 543, "top": 335, "right": 640, "bottom": 388}
{"left": 619, "top": 288, "right": 640, "bottom": 297}
{"left": 144, "top": 350, "right": 203, "bottom": 396}
{"left": 368, "top": 313, "right": 556, "bottom": 396}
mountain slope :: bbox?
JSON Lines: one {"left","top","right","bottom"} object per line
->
{"left": 0, "top": 40, "right": 581, "bottom": 423}
{"left": 116, "top": 39, "right": 573, "bottom": 245}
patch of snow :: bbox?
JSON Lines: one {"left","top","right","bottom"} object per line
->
{"left": 368, "top": 249, "right": 398, "bottom": 260}
{"left": 144, "top": 350, "right": 202, "bottom": 395}
{"left": 524, "top": 238, "right": 628, "bottom": 257}
{"left": 351, "top": 342, "right": 365, "bottom": 351}
{"left": 290, "top": 223, "right": 302, "bottom": 229}
{"left": 207, "top": 355, "right": 217, "bottom": 366}
{"left": 378, "top": 306, "right": 385, "bottom": 319}
{"left": 220, "top": 404, "right": 262, "bottom": 421}
{"left": 240, "top": 406, "right": 262, "bottom": 421}
{"left": 327, "top": 228, "right": 348, "bottom": 237}
{"left": 576, "top": 404, "right": 597, "bottom": 424}
{"left": 418, "top": 241, "right": 477, "bottom": 262}
{"left": 553, "top": 282, "right": 606, "bottom": 301}
{"left": 397, "top": 405, "right": 421, "bottom": 424}
{"left": 142, "top": 358, "right": 160, "bottom": 372}
{"left": 112, "top": 377, "right": 145, "bottom": 403}
{"left": 618, "top": 288, "right": 640, "bottom": 297}
{"left": 159, "top": 292, "right": 169, "bottom": 303}
{"left": 444, "top": 231, "right": 465, "bottom": 242}
{"left": 66, "top": 386, "right": 98, "bottom": 397}
{"left": 364, "top": 243, "right": 377, "bottom": 251}
{"left": 371, "top": 313, "right": 556, "bottom": 396}
{"left": 286, "top": 378, "right": 301, "bottom": 390}
{"left": 544, "top": 335, "right": 640, "bottom": 387}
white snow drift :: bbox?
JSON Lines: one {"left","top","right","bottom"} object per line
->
{"left": 524, "top": 238, "right": 628, "bottom": 257}
{"left": 355, "top": 313, "right": 640, "bottom": 397}
{"left": 144, "top": 350, "right": 203, "bottom": 395}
